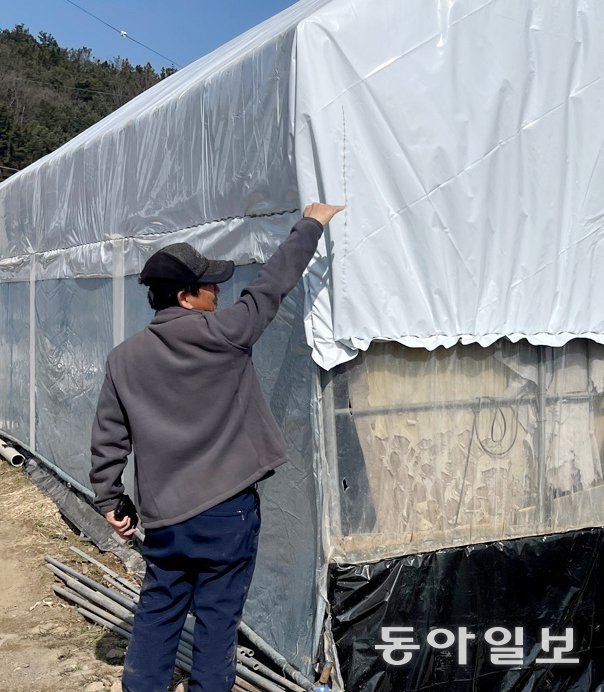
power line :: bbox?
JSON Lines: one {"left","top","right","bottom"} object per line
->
{"left": 64, "top": 0, "right": 183, "bottom": 68}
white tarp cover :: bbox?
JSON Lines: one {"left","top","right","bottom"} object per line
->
{"left": 1, "top": 0, "right": 604, "bottom": 370}
{"left": 296, "top": 0, "right": 604, "bottom": 368}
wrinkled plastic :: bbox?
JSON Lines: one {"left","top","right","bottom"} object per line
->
{"left": 2, "top": 0, "right": 604, "bottom": 682}
{"left": 325, "top": 339, "right": 604, "bottom": 564}
{"left": 294, "top": 0, "right": 604, "bottom": 367}
{"left": 0, "top": 281, "right": 29, "bottom": 442}
{"left": 2, "top": 1, "right": 604, "bottom": 368}
{"left": 329, "top": 528, "right": 604, "bottom": 691}
{"left": 24, "top": 456, "right": 146, "bottom": 574}
{"left": 34, "top": 278, "right": 113, "bottom": 490}
{"left": 0, "top": 0, "right": 329, "bottom": 275}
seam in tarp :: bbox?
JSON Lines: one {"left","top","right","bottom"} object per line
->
{"left": 0, "top": 208, "right": 301, "bottom": 265}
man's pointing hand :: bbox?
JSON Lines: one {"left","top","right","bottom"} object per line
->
{"left": 303, "top": 203, "right": 345, "bottom": 226}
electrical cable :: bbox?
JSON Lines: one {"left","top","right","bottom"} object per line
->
{"left": 453, "top": 398, "right": 521, "bottom": 527}
{"left": 64, "top": 0, "right": 183, "bottom": 68}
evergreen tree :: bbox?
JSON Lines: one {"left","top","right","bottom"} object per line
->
{"left": 0, "top": 25, "right": 177, "bottom": 182}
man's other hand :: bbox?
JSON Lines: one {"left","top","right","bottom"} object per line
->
{"left": 104, "top": 509, "right": 137, "bottom": 539}
{"left": 303, "top": 203, "right": 345, "bottom": 226}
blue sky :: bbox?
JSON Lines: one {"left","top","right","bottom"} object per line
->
{"left": 1, "top": 0, "right": 299, "bottom": 70}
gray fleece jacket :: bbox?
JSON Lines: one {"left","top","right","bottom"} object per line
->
{"left": 90, "top": 216, "right": 323, "bottom": 528}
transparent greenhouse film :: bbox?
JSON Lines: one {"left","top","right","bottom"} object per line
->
{"left": 35, "top": 278, "right": 113, "bottom": 491}
{"left": 327, "top": 339, "right": 604, "bottom": 563}
{"left": 0, "top": 281, "right": 30, "bottom": 442}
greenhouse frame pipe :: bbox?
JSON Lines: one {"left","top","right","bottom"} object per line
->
{"left": 78, "top": 606, "right": 131, "bottom": 640}
{"left": 48, "top": 557, "right": 313, "bottom": 691}
{"left": 53, "top": 584, "right": 133, "bottom": 630}
{"left": 59, "top": 587, "right": 194, "bottom": 676}
{"left": 49, "top": 560, "right": 191, "bottom": 649}
{"left": 47, "top": 566, "right": 133, "bottom": 621}
{"left": 238, "top": 622, "right": 314, "bottom": 692}
{"left": 101, "top": 571, "right": 140, "bottom": 598}
{"left": 51, "top": 564, "right": 289, "bottom": 691}
{"left": 70, "top": 545, "right": 140, "bottom": 594}
{"left": 234, "top": 675, "right": 262, "bottom": 691}
{"left": 235, "top": 663, "right": 287, "bottom": 692}
{"left": 58, "top": 584, "right": 288, "bottom": 692}
{"left": 233, "top": 679, "right": 263, "bottom": 692}
{"left": 46, "top": 556, "right": 136, "bottom": 611}
{"left": 76, "top": 607, "right": 193, "bottom": 674}
{"left": 333, "top": 390, "right": 597, "bottom": 418}
{"left": 239, "top": 656, "right": 305, "bottom": 692}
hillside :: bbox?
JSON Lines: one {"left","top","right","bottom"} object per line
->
{"left": 0, "top": 24, "right": 176, "bottom": 182}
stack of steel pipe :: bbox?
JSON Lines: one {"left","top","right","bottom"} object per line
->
{"left": 46, "top": 549, "right": 313, "bottom": 692}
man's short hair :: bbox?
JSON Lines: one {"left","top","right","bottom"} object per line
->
{"left": 145, "top": 281, "right": 202, "bottom": 311}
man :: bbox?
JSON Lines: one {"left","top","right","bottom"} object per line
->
{"left": 90, "top": 202, "right": 344, "bottom": 692}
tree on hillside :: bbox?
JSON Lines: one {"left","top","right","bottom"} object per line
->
{"left": 0, "top": 25, "right": 177, "bottom": 182}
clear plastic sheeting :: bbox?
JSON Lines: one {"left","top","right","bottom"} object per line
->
{"left": 325, "top": 339, "right": 604, "bottom": 563}
{"left": 0, "top": 281, "right": 30, "bottom": 442}
{"left": 1, "top": 0, "right": 603, "bottom": 367}
{"left": 35, "top": 279, "right": 113, "bottom": 490}
{"left": 0, "top": 0, "right": 330, "bottom": 279}
{"left": 228, "top": 273, "right": 321, "bottom": 676}
{"left": 2, "top": 0, "right": 604, "bottom": 682}
{"left": 295, "top": 0, "right": 604, "bottom": 368}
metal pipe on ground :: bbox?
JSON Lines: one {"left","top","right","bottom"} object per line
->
{"left": 69, "top": 546, "right": 140, "bottom": 594}
{"left": 236, "top": 663, "right": 287, "bottom": 692}
{"left": 233, "top": 678, "right": 263, "bottom": 692}
{"left": 50, "top": 563, "right": 194, "bottom": 651}
{"left": 47, "top": 565, "right": 133, "bottom": 621}
{"left": 239, "top": 656, "right": 305, "bottom": 692}
{"left": 72, "top": 606, "right": 280, "bottom": 692}
{"left": 239, "top": 622, "right": 314, "bottom": 692}
{"left": 76, "top": 607, "right": 193, "bottom": 674}
{"left": 101, "top": 571, "right": 140, "bottom": 598}
{"left": 53, "top": 584, "right": 133, "bottom": 630}
{"left": 46, "top": 556, "right": 137, "bottom": 611}
{"left": 48, "top": 556, "right": 313, "bottom": 692}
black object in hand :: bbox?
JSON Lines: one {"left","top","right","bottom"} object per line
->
{"left": 114, "top": 495, "right": 139, "bottom": 529}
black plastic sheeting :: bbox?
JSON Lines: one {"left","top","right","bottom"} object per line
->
{"left": 329, "top": 528, "right": 604, "bottom": 691}
{"left": 23, "top": 457, "right": 145, "bottom": 576}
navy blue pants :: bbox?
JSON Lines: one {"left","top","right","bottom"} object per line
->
{"left": 122, "top": 487, "right": 260, "bottom": 692}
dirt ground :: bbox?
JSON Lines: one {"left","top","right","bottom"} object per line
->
{"left": 0, "top": 460, "right": 187, "bottom": 692}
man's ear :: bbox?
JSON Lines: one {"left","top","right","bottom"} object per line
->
{"left": 177, "top": 290, "right": 192, "bottom": 309}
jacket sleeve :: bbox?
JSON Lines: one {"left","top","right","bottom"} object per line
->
{"left": 213, "top": 216, "right": 324, "bottom": 349}
{"left": 90, "top": 360, "right": 132, "bottom": 515}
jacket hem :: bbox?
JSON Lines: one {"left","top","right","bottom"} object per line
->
{"left": 140, "top": 457, "right": 288, "bottom": 529}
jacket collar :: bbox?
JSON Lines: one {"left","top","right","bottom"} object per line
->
{"left": 150, "top": 306, "right": 201, "bottom": 324}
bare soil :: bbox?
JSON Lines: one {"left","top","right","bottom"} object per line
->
{"left": 0, "top": 460, "right": 187, "bottom": 692}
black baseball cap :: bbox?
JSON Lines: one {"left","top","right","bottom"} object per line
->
{"left": 139, "top": 242, "right": 234, "bottom": 287}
